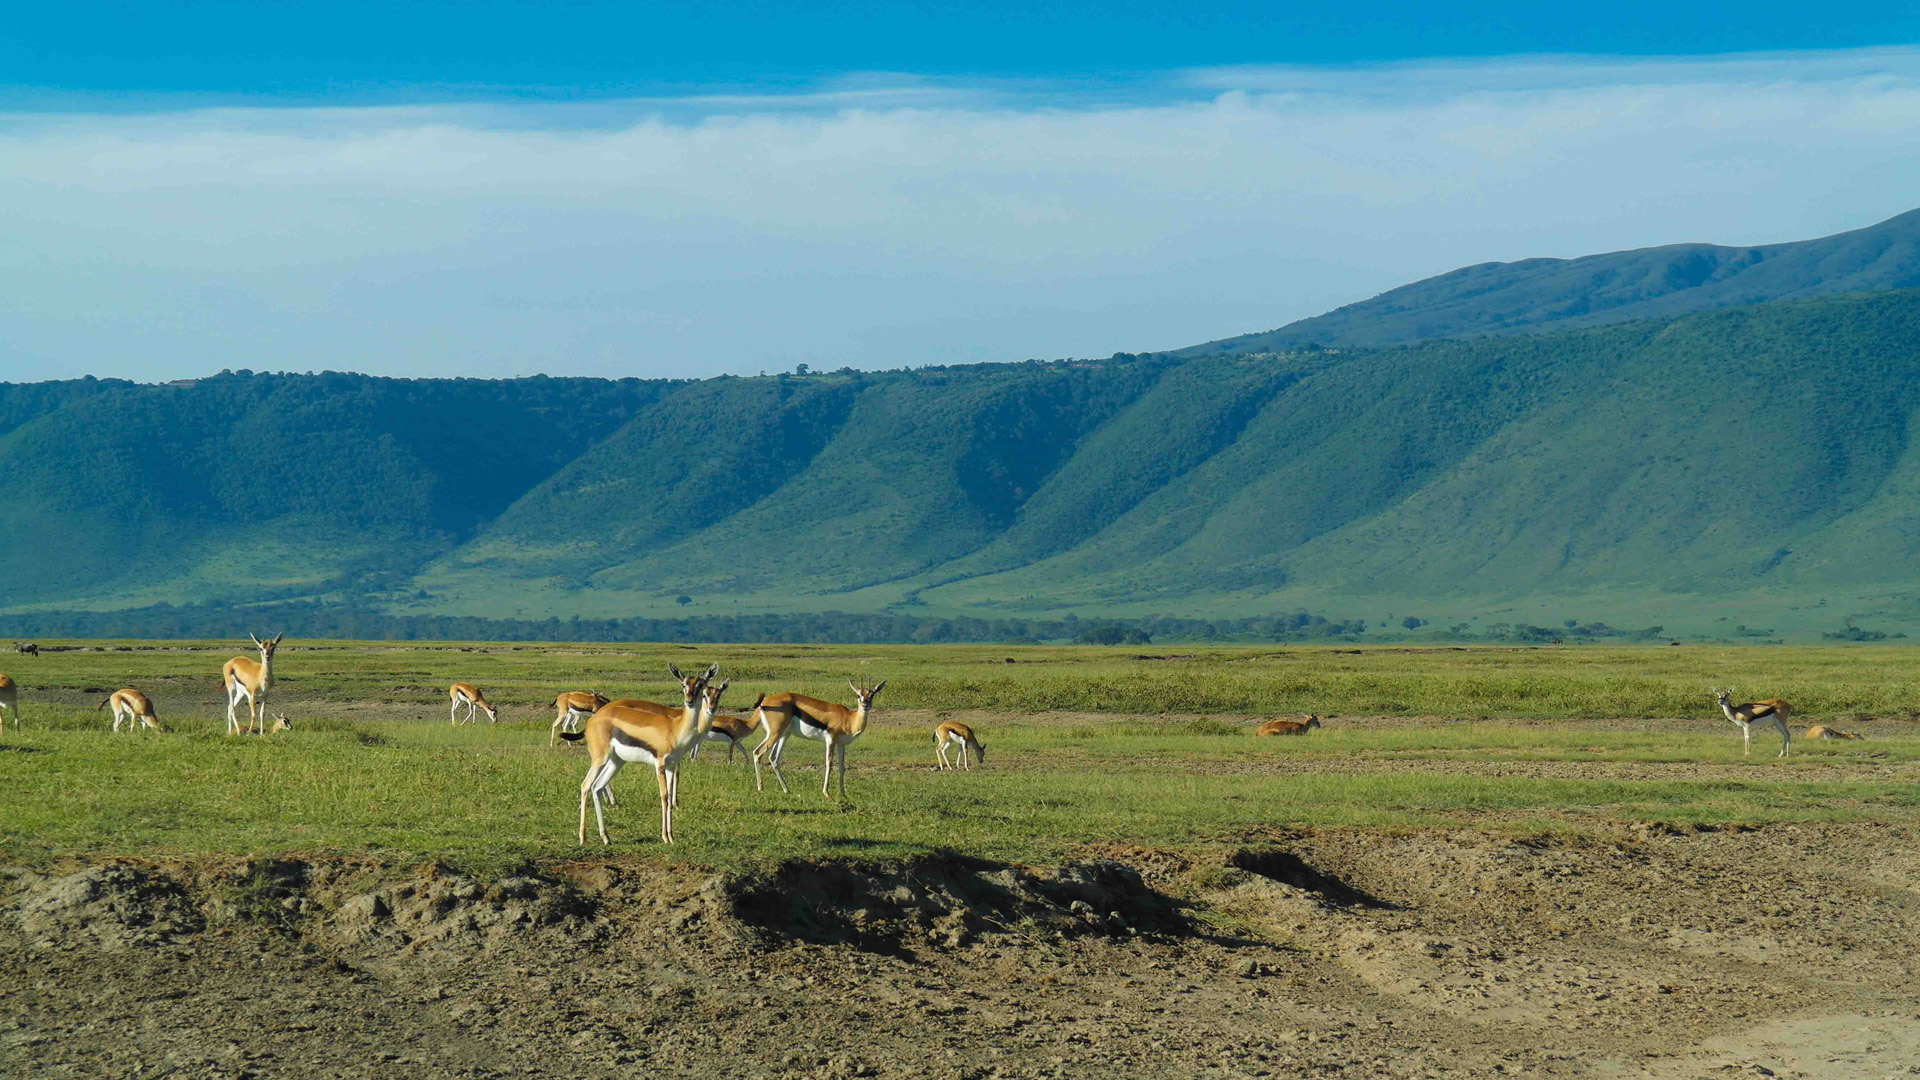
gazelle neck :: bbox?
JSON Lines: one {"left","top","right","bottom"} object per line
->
{"left": 259, "top": 649, "right": 275, "bottom": 685}
{"left": 849, "top": 701, "right": 872, "bottom": 736}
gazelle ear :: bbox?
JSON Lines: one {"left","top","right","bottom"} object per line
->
{"left": 850, "top": 680, "right": 862, "bottom": 696}
{"left": 250, "top": 633, "right": 265, "bottom": 648}
{"left": 703, "top": 663, "right": 718, "bottom": 680}
{"left": 669, "top": 664, "right": 685, "bottom": 680}
{"left": 271, "top": 632, "right": 284, "bottom": 644}
{"left": 871, "top": 680, "right": 887, "bottom": 695}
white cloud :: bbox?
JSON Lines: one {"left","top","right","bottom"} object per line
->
{"left": 2, "top": 48, "right": 1919, "bottom": 382}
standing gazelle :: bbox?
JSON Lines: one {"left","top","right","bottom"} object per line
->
{"left": 222, "top": 633, "right": 283, "bottom": 736}
{"left": 933, "top": 720, "right": 986, "bottom": 770}
{"left": 0, "top": 673, "right": 16, "bottom": 733}
{"left": 1713, "top": 689, "right": 1792, "bottom": 758}
{"left": 750, "top": 680, "right": 886, "bottom": 798}
{"left": 449, "top": 682, "right": 500, "bottom": 725}
{"left": 550, "top": 690, "right": 610, "bottom": 747}
{"left": 561, "top": 664, "right": 719, "bottom": 845}
{"left": 99, "top": 689, "right": 162, "bottom": 733}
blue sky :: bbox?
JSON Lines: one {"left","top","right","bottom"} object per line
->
{"left": 2, "top": 5, "right": 1919, "bottom": 382}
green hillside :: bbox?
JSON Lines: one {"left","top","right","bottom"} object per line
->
{"left": 0, "top": 372, "right": 663, "bottom": 610}
{"left": 12, "top": 252, "right": 1920, "bottom": 641}
{"left": 1181, "top": 208, "right": 1920, "bottom": 355}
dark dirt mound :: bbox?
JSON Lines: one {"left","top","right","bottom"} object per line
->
{"left": 5, "top": 823, "right": 1920, "bottom": 1078}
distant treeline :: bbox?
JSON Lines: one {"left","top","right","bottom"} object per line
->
{"left": 0, "top": 601, "right": 1371, "bottom": 645}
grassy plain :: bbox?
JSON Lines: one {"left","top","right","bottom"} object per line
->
{"left": 3, "top": 641, "right": 1918, "bottom": 871}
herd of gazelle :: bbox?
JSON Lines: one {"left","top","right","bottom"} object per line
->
{"left": 0, "top": 641, "right": 1883, "bottom": 846}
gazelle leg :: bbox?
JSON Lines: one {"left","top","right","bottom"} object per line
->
{"left": 1743, "top": 726, "right": 1751, "bottom": 757}
{"left": 452, "top": 700, "right": 461, "bottom": 725}
{"left": 838, "top": 743, "right": 849, "bottom": 797}
{"left": 823, "top": 736, "right": 836, "bottom": 796}
{"left": 226, "top": 687, "right": 239, "bottom": 735}
{"left": 1779, "top": 721, "right": 1791, "bottom": 758}
{"left": 936, "top": 738, "right": 947, "bottom": 769}
{"left": 657, "top": 766, "right": 672, "bottom": 844}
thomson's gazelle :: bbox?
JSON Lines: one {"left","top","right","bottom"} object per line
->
{"left": 1713, "top": 689, "right": 1791, "bottom": 758}
{"left": 933, "top": 720, "right": 986, "bottom": 769}
{"left": 222, "top": 633, "right": 282, "bottom": 736}
{"left": 561, "top": 664, "right": 720, "bottom": 844}
{"left": 749, "top": 680, "right": 886, "bottom": 798}
{"left": 99, "top": 689, "right": 162, "bottom": 733}
{"left": 449, "top": 682, "right": 500, "bottom": 725}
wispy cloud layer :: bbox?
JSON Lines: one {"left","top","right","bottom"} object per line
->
{"left": 4, "top": 49, "right": 1919, "bottom": 382}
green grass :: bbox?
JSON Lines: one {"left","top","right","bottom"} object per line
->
{"left": 3, "top": 642, "right": 1917, "bottom": 872}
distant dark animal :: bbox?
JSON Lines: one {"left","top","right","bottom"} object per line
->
{"left": 14, "top": 643, "right": 37, "bottom": 658}
{"left": 1257, "top": 714, "right": 1321, "bottom": 736}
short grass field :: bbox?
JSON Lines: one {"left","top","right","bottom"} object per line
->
{"left": 4, "top": 641, "right": 1919, "bottom": 872}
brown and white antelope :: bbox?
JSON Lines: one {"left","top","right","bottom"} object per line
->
{"left": 550, "top": 690, "right": 610, "bottom": 747}
{"left": 560, "top": 664, "right": 720, "bottom": 844}
{"left": 449, "top": 682, "right": 500, "bottom": 725}
{"left": 1257, "top": 714, "right": 1321, "bottom": 736}
{"left": 1713, "top": 689, "right": 1791, "bottom": 757}
{"left": 0, "top": 673, "right": 16, "bottom": 733}
{"left": 98, "top": 689, "right": 162, "bottom": 733}
{"left": 1805, "top": 725, "right": 1864, "bottom": 740}
{"left": 933, "top": 720, "right": 986, "bottom": 769}
{"left": 749, "top": 680, "right": 886, "bottom": 798}
{"left": 221, "top": 633, "right": 283, "bottom": 736}
{"left": 697, "top": 711, "right": 758, "bottom": 763}
{"left": 269, "top": 712, "right": 294, "bottom": 734}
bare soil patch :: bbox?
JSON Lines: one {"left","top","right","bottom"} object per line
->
{"left": 5, "top": 820, "right": 1918, "bottom": 1078}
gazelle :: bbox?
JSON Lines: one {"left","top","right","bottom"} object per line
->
{"left": 697, "top": 711, "right": 758, "bottom": 763}
{"left": 0, "top": 673, "right": 16, "bottom": 733}
{"left": 449, "top": 682, "right": 500, "bottom": 725}
{"left": 561, "top": 664, "right": 720, "bottom": 844}
{"left": 1805, "top": 725, "right": 1864, "bottom": 740}
{"left": 98, "top": 689, "right": 162, "bottom": 733}
{"left": 749, "top": 680, "right": 886, "bottom": 798}
{"left": 270, "top": 713, "right": 294, "bottom": 734}
{"left": 221, "top": 633, "right": 283, "bottom": 736}
{"left": 1257, "top": 714, "right": 1321, "bottom": 736}
{"left": 933, "top": 720, "right": 986, "bottom": 769}
{"left": 550, "top": 690, "right": 611, "bottom": 747}
{"left": 1713, "top": 689, "right": 1791, "bottom": 758}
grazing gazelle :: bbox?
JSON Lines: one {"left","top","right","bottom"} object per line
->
{"left": 98, "top": 689, "right": 162, "bottom": 733}
{"left": 0, "top": 673, "right": 16, "bottom": 733}
{"left": 222, "top": 633, "right": 283, "bottom": 736}
{"left": 933, "top": 720, "right": 986, "bottom": 770}
{"left": 1805, "top": 725, "right": 1864, "bottom": 740}
{"left": 749, "top": 680, "right": 886, "bottom": 798}
{"left": 1257, "top": 714, "right": 1321, "bottom": 736}
{"left": 1713, "top": 689, "right": 1792, "bottom": 758}
{"left": 550, "top": 690, "right": 610, "bottom": 747}
{"left": 449, "top": 682, "right": 500, "bottom": 725}
{"left": 560, "top": 664, "right": 719, "bottom": 844}
{"left": 697, "top": 711, "right": 758, "bottom": 763}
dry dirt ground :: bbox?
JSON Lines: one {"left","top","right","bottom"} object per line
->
{"left": 5, "top": 818, "right": 1920, "bottom": 1079}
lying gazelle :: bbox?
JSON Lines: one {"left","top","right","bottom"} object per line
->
{"left": 270, "top": 713, "right": 294, "bottom": 733}
{"left": 749, "top": 680, "right": 886, "bottom": 798}
{"left": 550, "top": 690, "right": 610, "bottom": 747}
{"left": 98, "top": 689, "right": 162, "bottom": 733}
{"left": 449, "top": 682, "right": 500, "bottom": 725}
{"left": 697, "top": 711, "right": 758, "bottom": 764}
{"left": 0, "top": 673, "right": 16, "bottom": 733}
{"left": 1713, "top": 689, "right": 1791, "bottom": 758}
{"left": 1805, "top": 725, "right": 1864, "bottom": 740}
{"left": 222, "top": 633, "right": 283, "bottom": 736}
{"left": 933, "top": 720, "right": 986, "bottom": 769}
{"left": 561, "top": 664, "right": 720, "bottom": 844}
{"left": 1257, "top": 714, "right": 1321, "bottom": 736}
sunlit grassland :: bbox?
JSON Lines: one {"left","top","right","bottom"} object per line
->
{"left": 3, "top": 641, "right": 1918, "bottom": 871}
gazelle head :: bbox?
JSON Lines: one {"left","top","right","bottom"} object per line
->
{"left": 1713, "top": 688, "right": 1733, "bottom": 709}
{"left": 668, "top": 663, "right": 718, "bottom": 708}
{"left": 974, "top": 740, "right": 987, "bottom": 765}
{"left": 848, "top": 680, "right": 886, "bottom": 711}
{"left": 478, "top": 699, "right": 500, "bottom": 722}
{"left": 249, "top": 632, "right": 284, "bottom": 661}
{"left": 699, "top": 678, "right": 730, "bottom": 732}
{"left": 271, "top": 712, "right": 293, "bottom": 733}
{"left": 1304, "top": 714, "right": 1322, "bottom": 730}
{"left": 591, "top": 689, "right": 610, "bottom": 709}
